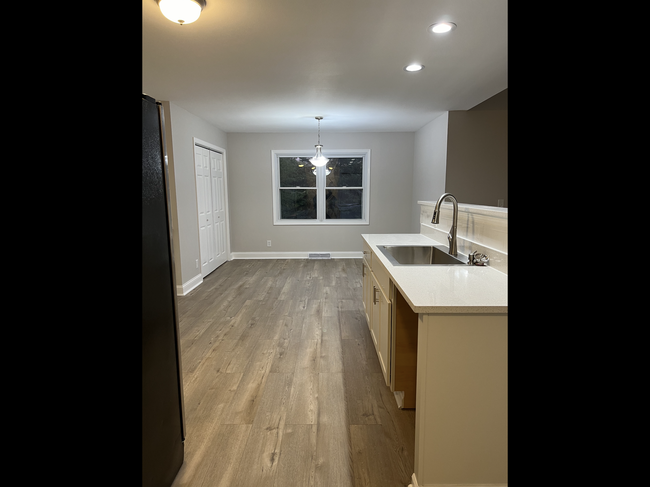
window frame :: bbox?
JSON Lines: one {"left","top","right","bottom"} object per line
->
{"left": 271, "top": 149, "right": 370, "bottom": 225}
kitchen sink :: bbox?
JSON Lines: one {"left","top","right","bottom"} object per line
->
{"left": 377, "top": 245, "right": 466, "bottom": 265}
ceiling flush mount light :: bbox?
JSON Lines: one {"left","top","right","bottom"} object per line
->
{"left": 404, "top": 63, "right": 424, "bottom": 72}
{"left": 309, "top": 117, "right": 329, "bottom": 167}
{"left": 429, "top": 21, "right": 457, "bottom": 33}
{"left": 157, "top": 0, "right": 206, "bottom": 25}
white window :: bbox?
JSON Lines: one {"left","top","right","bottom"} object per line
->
{"left": 271, "top": 149, "right": 370, "bottom": 225}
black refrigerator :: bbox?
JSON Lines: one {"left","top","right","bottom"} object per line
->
{"left": 142, "top": 94, "right": 186, "bottom": 487}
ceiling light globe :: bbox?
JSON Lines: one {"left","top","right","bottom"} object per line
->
{"left": 309, "top": 145, "right": 329, "bottom": 167}
{"left": 158, "top": 0, "right": 204, "bottom": 25}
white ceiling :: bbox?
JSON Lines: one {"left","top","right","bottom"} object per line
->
{"left": 142, "top": 0, "right": 507, "bottom": 133}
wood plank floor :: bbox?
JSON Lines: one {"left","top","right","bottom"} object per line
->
{"left": 171, "top": 259, "right": 415, "bottom": 487}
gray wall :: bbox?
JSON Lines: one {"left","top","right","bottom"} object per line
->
{"left": 411, "top": 89, "right": 508, "bottom": 230}
{"left": 226, "top": 132, "right": 415, "bottom": 254}
{"left": 162, "top": 101, "right": 228, "bottom": 287}
{"left": 446, "top": 89, "right": 508, "bottom": 207}
{"left": 412, "top": 112, "right": 449, "bottom": 231}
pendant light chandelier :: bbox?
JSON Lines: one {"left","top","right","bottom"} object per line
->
{"left": 309, "top": 116, "right": 329, "bottom": 167}
{"left": 157, "top": 0, "right": 206, "bottom": 25}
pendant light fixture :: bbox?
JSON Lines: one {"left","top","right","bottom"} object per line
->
{"left": 309, "top": 116, "right": 329, "bottom": 167}
{"left": 157, "top": 0, "right": 206, "bottom": 25}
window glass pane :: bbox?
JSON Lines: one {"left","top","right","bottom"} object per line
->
{"left": 325, "top": 189, "right": 363, "bottom": 219}
{"left": 279, "top": 157, "right": 316, "bottom": 187}
{"left": 280, "top": 189, "right": 317, "bottom": 219}
{"left": 326, "top": 158, "right": 363, "bottom": 187}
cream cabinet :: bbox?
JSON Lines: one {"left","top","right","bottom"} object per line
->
{"left": 371, "top": 272, "right": 391, "bottom": 383}
{"left": 362, "top": 240, "right": 421, "bottom": 408}
{"left": 362, "top": 241, "right": 392, "bottom": 387}
{"left": 361, "top": 233, "right": 507, "bottom": 487}
{"left": 362, "top": 257, "right": 372, "bottom": 327}
{"left": 414, "top": 312, "right": 508, "bottom": 486}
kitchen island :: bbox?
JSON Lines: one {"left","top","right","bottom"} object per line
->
{"left": 361, "top": 231, "right": 507, "bottom": 487}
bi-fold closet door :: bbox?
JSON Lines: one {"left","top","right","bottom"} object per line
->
{"left": 194, "top": 145, "right": 227, "bottom": 277}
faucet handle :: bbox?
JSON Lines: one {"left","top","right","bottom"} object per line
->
{"left": 468, "top": 251, "right": 489, "bottom": 266}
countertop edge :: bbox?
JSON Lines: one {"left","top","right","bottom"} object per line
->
{"left": 391, "top": 278, "right": 508, "bottom": 314}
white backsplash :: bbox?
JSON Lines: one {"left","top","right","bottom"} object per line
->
{"left": 419, "top": 201, "right": 508, "bottom": 275}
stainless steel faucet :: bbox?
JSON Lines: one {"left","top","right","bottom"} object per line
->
{"left": 431, "top": 193, "right": 458, "bottom": 256}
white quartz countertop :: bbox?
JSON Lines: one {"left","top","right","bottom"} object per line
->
{"left": 362, "top": 233, "right": 507, "bottom": 314}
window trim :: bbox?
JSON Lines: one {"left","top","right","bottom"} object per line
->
{"left": 271, "top": 149, "right": 370, "bottom": 225}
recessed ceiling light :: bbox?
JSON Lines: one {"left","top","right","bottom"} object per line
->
{"left": 429, "top": 22, "right": 457, "bottom": 33}
{"left": 404, "top": 64, "right": 424, "bottom": 72}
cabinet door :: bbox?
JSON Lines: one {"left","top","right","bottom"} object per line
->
{"left": 369, "top": 280, "right": 378, "bottom": 349}
{"left": 362, "top": 258, "right": 372, "bottom": 328}
{"left": 371, "top": 273, "right": 391, "bottom": 386}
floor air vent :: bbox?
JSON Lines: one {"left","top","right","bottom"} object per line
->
{"left": 308, "top": 253, "right": 331, "bottom": 259}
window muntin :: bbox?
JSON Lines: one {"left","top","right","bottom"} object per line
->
{"left": 272, "top": 150, "right": 370, "bottom": 225}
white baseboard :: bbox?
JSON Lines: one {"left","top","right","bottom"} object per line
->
{"left": 176, "top": 273, "right": 203, "bottom": 296}
{"left": 230, "top": 251, "right": 363, "bottom": 259}
{"left": 409, "top": 473, "right": 506, "bottom": 487}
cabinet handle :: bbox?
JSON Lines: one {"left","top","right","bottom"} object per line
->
{"left": 373, "top": 286, "right": 378, "bottom": 304}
